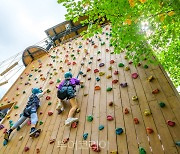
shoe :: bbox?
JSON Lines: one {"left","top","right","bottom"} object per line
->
{"left": 29, "top": 127, "right": 36, "bottom": 136}
{"left": 4, "top": 129, "right": 12, "bottom": 141}
{"left": 58, "top": 107, "right": 65, "bottom": 114}
{"left": 56, "top": 102, "right": 63, "bottom": 111}
{"left": 65, "top": 117, "right": 78, "bottom": 126}
{"left": 17, "top": 126, "right": 21, "bottom": 131}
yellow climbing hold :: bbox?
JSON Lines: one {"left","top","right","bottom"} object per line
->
{"left": 125, "top": 66, "right": 130, "bottom": 71}
{"left": 144, "top": 109, "right": 151, "bottom": 116}
{"left": 106, "top": 75, "right": 112, "bottom": 79}
{"left": 168, "top": 11, "right": 175, "bottom": 16}
{"left": 99, "top": 72, "right": 105, "bottom": 76}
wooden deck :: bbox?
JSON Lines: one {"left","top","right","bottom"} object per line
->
{"left": 0, "top": 25, "right": 180, "bottom": 154}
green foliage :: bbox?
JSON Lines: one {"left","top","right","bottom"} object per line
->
{"left": 57, "top": 0, "right": 180, "bottom": 87}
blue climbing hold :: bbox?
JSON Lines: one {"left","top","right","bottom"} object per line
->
{"left": 79, "top": 71, "right": 83, "bottom": 75}
{"left": 3, "top": 140, "right": 8, "bottom": 146}
{"left": 32, "top": 88, "right": 42, "bottom": 94}
{"left": 99, "top": 125, "right": 104, "bottom": 130}
{"left": 96, "top": 77, "right": 100, "bottom": 82}
{"left": 176, "top": 141, "right": 180, "bottom": 146}
{"left": 116, "top": 128, "right": 123, "bottom": 135}
{"left": 83, "top": 133, "right": 88, "bottom": 140}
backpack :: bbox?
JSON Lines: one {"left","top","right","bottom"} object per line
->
{"left": 26, "top": 94, "right": 40, "bottom": 108}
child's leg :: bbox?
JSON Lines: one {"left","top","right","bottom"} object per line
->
{"left": 68, "top": 98, "right": 78, "bottom": 118}
{"left": 56, "top": 99, "right": 65, "bottom": 111}
{"left": 30, "top": 112, "right": 38, "bottom": 128}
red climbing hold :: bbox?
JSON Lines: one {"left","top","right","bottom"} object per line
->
{"left": 49, "top": 139, "right": 56, "bottom": 144}
{"left": 129, "top": 61, "right": 133, "bottom": 64}
{"left": 107, "top": 115, "right": 114, "bottom": 121}
{"left": 109, "top": 101, "right": 113, "bottom": 106}
{"left": 94, "top": 69, "right": 99, "bottom": 73}
{"left": 114, "top": 71, "right": 119, "bottom": 75}
{"left": 134, "top": 118, "right": 139, "bottom": 124}
{"left": 36, "top": 148, "right": 40, "bottom": 153}
{"left": 27, "top": 120, "right": 31, "bottom": 126}
{"left": 132, "top": 73, "right": 138, "bottom": 79}
{"left": 49, "top": 81, "right": 54, "bottom": 84}
{"left": 3, "top": 128, "right": 7, "bottom": 134}
{"left": 71, "top": 121, "right": 78, "bottom": 128}
{"left": 106, "top": 49, "right": 109, "bottom": 52}
{"left": 48, "top": 111, "right": 53, "bottom": 116}
{"left": 167, "top": 120, "right": 175, "bottom": 127}
{"left": 72, "top": 62, "right": 76, "bottom": 65}
{"left": 94, "top": 45, "right": 98, "bottom": 48}
{"left": 152, "top": 89, "right": 159, "bottom": 94}
{"left": 67, "top": 62, "right": 71, "bottom": 65}
{"left": 24, "top": 146, "right": 30, "bottom": 152}
{"left": 112, "top": 79, "right": 118, "bottom": 84}
{"left": 124, "top": 108, "right": 129, "bottom": 114}
{"left": 91, "top": 144, "right": 101, "bottom": 152}
{"left": 46, "top": 96, "right": 51, "bottom": 100}
{"left": 146, "top": 127, "right": 154, "bottom": 134}
{"left": 110, "top": 60, "right": 115, "bottom": 64}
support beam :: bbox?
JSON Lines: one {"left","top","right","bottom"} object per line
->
{"left": 0, "top": 62, "right": 18, "bottom": 76}
{"left": 0, "top": 81, "right": 8, "bottom": 86}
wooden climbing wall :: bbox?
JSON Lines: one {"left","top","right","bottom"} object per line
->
{"left": 0, "top": 25, "right": 180, "bottom": 154}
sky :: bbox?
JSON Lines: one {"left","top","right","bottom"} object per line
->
{"left": 0, "top": 0, "right": 67, "bottom": 99}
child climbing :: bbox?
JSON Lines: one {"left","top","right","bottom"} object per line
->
{"left": 4, "top": 88, "right": 46, "bottom": 142}
{"left": 56, "top": 72, "right": 80, "bottom": 126}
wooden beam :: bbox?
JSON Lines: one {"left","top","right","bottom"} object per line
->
{"left": 0, "top": 62, "right": 18, "bottom": 76}
{"left": 0, "top": 80, "right": 8, "bottom": 86}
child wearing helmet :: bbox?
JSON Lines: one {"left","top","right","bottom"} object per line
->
{"left": 4, "top": 88, "right": 46, "bottom": 141}
{"left": 57, "top": 72, "right": 80, "bottom": 126}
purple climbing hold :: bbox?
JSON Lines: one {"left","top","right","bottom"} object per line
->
{"left": 120, "top": 82, "right": 128, "bottom": 88}
{"left": 99, "top": 63, "right": 105, "bottom": 67}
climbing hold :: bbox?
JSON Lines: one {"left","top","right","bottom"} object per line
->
{"left": 107, "top": 115, "right": 114, "bottom": 121}
{"left": 14, "top": 105, "right": 19, "bottom": 109}
{"left": 101, "top": 42, "right": 105, "bottom": 45}
{"left": 83, "top": 133, "right": 88, "bottom": 140}
{"left": 99, "top": 125, "right": 104, "bottom": 130}
{"left": 99, "top": 63, "right": 105, "bottom": 67}
{"left": 96, "top": 77, "right": 100, "bottom": 82}
{"left": 138, "top": 63, "right": 141, "bottom": 67}
{"left": 118, "top": 63, "right": 124, "bottom": 67}
{"left": 114, "top": 71, "right": 119, "bottom": 75}
{"left": 167, "top": 120, "right": 175, "bottom": 127}
{"left": 129, "top": 61, "right": 133, "bottom": 64}
{"left": 159, "top": 102, "right": 166, "bottom": 108}
{"left": 147, "top": 76, "right": 154, "bottom": 82}
{"left": 108, "top": 66, "right": 112, "bottom": 70}
{"left": 109, "top": 101, "right": 113, "bottom": 106}
{"left": 94, "top": 45, "right": 98, "bottom": 48}
{"left": 48, "top": 102, "right": 52, "bottom": 105}
{"left": 87, "top": 115, "right": 93, "bottom": 122}
{"left": 124, "top": 108, "right": 129, "bottom": 114}
{"left": 63, "top": 138, "right": 69, "bottom": 144}
{"left": 46, "top": 96, "right": 51, "bottom": 100}
{"left": 97, "top": 58, "right": 101, "bottom": 61}
{"left": 3, "top": 128, "right": 7, "bottom": 134}
{"left": 124, "top": 66, "right": 130, "bottom": 71}
{"left": 3, "top": 139, "right": 8, "bottom": 146}
{"left": 144, "top": 109, "right": 151, "bottom": 116}
{"left": 24, "top": 146, "right": 30, "bottom": 152}
{"left": 116, "top": 128, "right": 123, "bottom": 135}
{"left": 95, "top": 86, "right": 101, "bottom": 90}
{"left": 124, "top": 55, "right": 128, "bottom": 59}
{"left": 72, "top": 61, "right": 76, "bottom": 65}
{"left": 152, "top": 89, "right": 160, "bottom": 94}
{"left": 84, "top": 94, "right": 88, "bottom": 96}
{"left": 106, "top": 75, "right": 112, "bottom": 79}
{"left": 132, "top": 96, "right": 138, "bottom": 101}
{"left": 107, "top": 87, "right": 112, "bottom": 92}
{"left": 106, "top": 49, "right": 109, "bottom": 52}
{"left": 88, "top": 61, "right": 92, "bottom": 64}
{"left": 99, "top": 72, "right": 105, "bottom": 76}
{"left": 91, "top": 143, "right": 101, "bottom": 152}
{"left": 94, "top": 69, "right": 99, "bottom": 73}
{"left": 88, "top": 77, "right": 91, "bottom": 80}
{"left": 9, "top": 120, "right": 14, "bottom": 128}
{"left": 40, "top": 111, "right": 43, "bottom": 115}
{"left": 19, "top": 136, "right": 23, "bottom": 141}
{"left": 39, "top": 120, "right": 43, "bottom": 125}
{"left": 48, "top": 111, "right": 53, "bottom": 116}
{"left": 0, "top": 124, "right": 4, "bottom": 130}
{"left": 76, "top": 108, "right": 80, "bottom": 113}
{"left": 144, "top": 65, "right": 148, "bottom": 69}
{"left": 146, "top": 127, "right": 154, "bottom": 134}
{"left": 110, "top": 151, "right": 118, "bottom": 154}
{"left": 47, "top": 89, "right": 51, "bottom": 93}
{"left": 112, "top": 79, "right": 118, "bottom": 84}
{"left": 71, "top": 121, "right": 78, "bottom": 128}
{"left": 134, "top": 118, "right": 139, "bottom": 124}
{"left": 83, "top": 74, "right": 86, "bottom": 77}
{"left": 90, "top": 57, "right": 93, "bottom": 60}
{"left": 139, "top": 147, "right": 146, "bottom": 154}
{"left": 36, "top": 148, "right": 40, "bottom": 153}
{"left": 27, "top": 120, "right": 31, "bottom": 126}
{"left": 175, "top": 141, "right": 180, "bottom": 146}
{"left": 81, "top": 62, "right": 84, "bottom": 66}
{"left": 23, "top": 91, "right": 26, "bottom": 94}
{"left": 87, "top": 68, "right": 91, "bottom": 72}
{"left": 120, "top": 82, "right": 128, "bottom": 88}
{"left": 49, "top": 139, "right": 56, "bottom": 144}
{"left": 79, "top": 71, "right": 83, "bottom": 75}
{"left": 132, "top": 73, "right": 138, "bottom": 79}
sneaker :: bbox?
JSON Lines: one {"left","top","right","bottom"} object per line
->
{"left": 57, "top": 107, "right": 65, "bottom": 114}
{"left": 4, "top": 129, "right": 13, "bottom": 140}
{"left": 65, "top": 117, "right": 78, "bottom": 126}
{"left": 29, "top": 127, "right": 36, "bottom": 136}
{"left": 56, "top": 102, "right": 63, "bottom": 111}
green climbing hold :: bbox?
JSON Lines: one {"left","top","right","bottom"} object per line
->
{"left": 71, "top": 54, "right": 74, "bottom": 57}
{"left": 87, "top": 115, "right": 93, "bottom": 122}
{"left": 97, "top": 51, "right": 101, "bottom": 54}
{"left": 81, "top": 85, "right": 84, "bottom": 88}
{"left": 88, "top": 61, "right": 92, "bottom": 64}
{"left": 9, "top": 120, "right": 14, "bottom": 128}
{"left": 39, "top": 121, "right": 43, "bottom": 125}
{"left": 139, "top": 147, "right": 146, "bottom": 154}
{"left": 48, "top": 102, "right": 52, "bottom": 106}
{"left": 57, "top": 79, "right": 61, "bottom": 83}
{"left": 144, "top": 65, "right": 148, "bottom": 69}
{"left": 110, "top": 43, "right": 112, "bottom": 46}
{"left": 159, "top": 102, "right": 166, "bottom": 108}
{"left": 73, "top": 57, "right": 76, "bottom": 60}
{"left": 106, "top": 87, "right": 112, "bottom": 92}
{"left": 99, "top": 125, "right": 104, "bottom": 130}
{"left": 106, "top": 33, "right": 109, "bottom": 36}
{"left": 118, "top": 63, "right": 124, "bottom": 67}
{"left": 14, "top": 105, "right": 19, "bottom": 109}
{"left": 101, "top": 42, "right": 105, "bottom": 45}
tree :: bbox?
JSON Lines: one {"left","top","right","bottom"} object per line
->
{"left": 57, "top": 0, "right": 180, "bottom": 87}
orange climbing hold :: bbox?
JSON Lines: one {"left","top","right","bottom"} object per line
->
{"left": 152, "top": 89, "right": 160, "bottom": 94}
{"left": 112, "top": 79, "right": 118, "bottom": 84}
{"left": 95, "top": 86, "right": 101, "bottom": 90}
{"left": 146, "top": 127, "right": 154, "bottom": 134}
{"left": 134, "top": 118, "right": 139, "bottom": 124}
{"left": 124, "top": 108, "right": 129, "bottom": 114}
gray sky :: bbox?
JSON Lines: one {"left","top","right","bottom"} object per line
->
{"left": 0, "top": 0, "right": 66, "bottom": 98}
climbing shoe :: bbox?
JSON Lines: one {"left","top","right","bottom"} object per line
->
{"left": 57, "top": 108, "right": 65, "bottom": 114}
{"left": 65, "top": 118, "right": 78, "bottom": 126}
{"left": 4, "top": 129, "right": 13, "bottom": 141}
{"left": 29, "top": 127, "right": 36, "bottom": 136}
